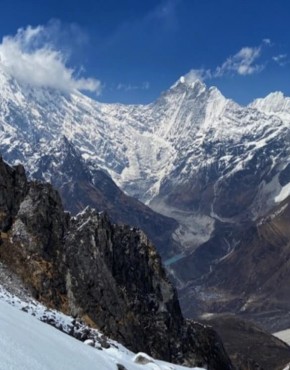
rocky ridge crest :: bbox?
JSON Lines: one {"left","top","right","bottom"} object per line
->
{"left": 0, "top": 157, "right": 232, "bottom": 370}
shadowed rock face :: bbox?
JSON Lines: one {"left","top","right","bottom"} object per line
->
{"left": 0, "top": 157, "right": 232, "bottom": 370}
{"left": 0, "top": 157, "right": 28, "bottom": 231}
{"left": 201, "top": 314, "right": 290, "bottom": 370}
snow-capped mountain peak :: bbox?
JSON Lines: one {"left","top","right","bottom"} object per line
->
{"left": 1, "top": 70, "right": 290, "bottom": 252}
{"left": 179, "top": 75, "right": 206, "bottom": 90}
{"left": 250, "top": 91, "right": 290, "bottom": 121}
{"left": 167, "top": 76, "right": 211, "bottom": 100}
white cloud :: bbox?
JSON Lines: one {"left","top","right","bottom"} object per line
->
{"left": 184, "top": 41, "right": 271, "bottom": 84}
{"left": 215, "top": 46, "right": 264, "bottom": 77}
{"left": 148, "top": 0, "right": 180, "bottom": 28}
{"left": 182, "top": 69, "right": 211, "bottom": 83}
{"left": 116, "top": 81, "right": 150, "bottom": 91}
{"left": 142, "top": 81, "right": 150, "bottom": 90}
{"left": 262, "top": 38, "right": 272, "bottom": 45}
{"left": 0, "top": 25, "right": 101, "bottom": 95}
{"left": 273, "top": 54, "right": 288, "bottom": 66}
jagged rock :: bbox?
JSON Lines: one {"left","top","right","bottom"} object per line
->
{"left": 12, "top": 181, "right": 68, "bottom": 256}
{"left": 133, "top": 353, "right": 154, "bottom": 364}
{"left": 116, "top": 364, "right": 127, "bottom": 370}
{"left": 0, "top": 158, "right": 27, "bottom": 231}
{"left": 0, "top": 157, "right": 232, "bottom": 369}
{"left": 84, "top": 339, "right": 94, "bottom": 347}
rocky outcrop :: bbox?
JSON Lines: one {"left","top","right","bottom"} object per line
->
{"left": 0, "top": 157, "right": 232, "bottom": 369}
{"left": 0, "top": 157, "right": 28, "bottom": 231}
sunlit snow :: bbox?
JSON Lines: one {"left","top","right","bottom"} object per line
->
{"left": 0, "top": 286, "right": 204, "bottom": 370}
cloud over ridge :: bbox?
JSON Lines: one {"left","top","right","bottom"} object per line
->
{"left": 0, "top": 24, "right": 101, "bottom": 95}
{"left": 185, "top": 40, "right": 273, "bottom": 84}
{"left": 215, "top": 46, "right": 263, "bottom": 77}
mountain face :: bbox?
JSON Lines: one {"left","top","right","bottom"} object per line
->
{"left": 179, "top": 196, "right": 290, "bottom": 333}
{"left": 0, "top": 157, "right": 233, "bottom": 370}
{"left": 1, "top": 70, "right": 289, "bottom": 246}
{"left": 250, "top": 92, "right": 290, "bottom": 122}
{"left": 2, "top": 65, "right": 290, "bottom": 324}
{"left": 0, "top": 66, "right": 181, "bottom": 261}
{"left": 1, "top": 69, "right": 290, "bottom": 243}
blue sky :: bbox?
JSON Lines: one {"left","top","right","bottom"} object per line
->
{"left": 0, "top": 0, "right": 289, "bottom": 104}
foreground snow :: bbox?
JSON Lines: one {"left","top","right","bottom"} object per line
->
{"left": 274, "top": 329, "right": 290, "bottom": 346}
{"left": 274, "top": 328, "right": 290, "bottom": 370}
{"left": 0, "top": 289, "right": 204, "bottom": 370}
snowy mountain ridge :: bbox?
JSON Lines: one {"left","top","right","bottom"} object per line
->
{"left": 1, "top": 65, "right": 290, "bottom": 252}
{"left": 250, "top": 91, "right": 290, "bottom": 121}
{"left": 0, "top": 68, "right": 285, "bottom": 199}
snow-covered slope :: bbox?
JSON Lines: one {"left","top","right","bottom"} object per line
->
{"left": 275, "top": 329, "right": 290, "bottom": 346}
{"left": 250, "top": 92, "right": 290, "bottom": 123}
{"left": 0, "top": 285, "right": 204, "bottom": 370}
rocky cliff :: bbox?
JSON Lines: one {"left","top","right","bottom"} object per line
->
{"left": 0, "top": 157, "right": 232, "bottom": 370}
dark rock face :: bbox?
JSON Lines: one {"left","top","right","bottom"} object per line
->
{"left": 64, "top": 209, "right": 185, "bottom": 360}
{"left": 13, "top": 182, "right": 68, "bottom": 256}
{"left": 0, "top": 157, "right": 232, "bottom": 370}
{"left": 201, "top": 314, "right": 290, "bottom": 370}
{"left": 0, "top": 158, "right": 27, "bottom": 231}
